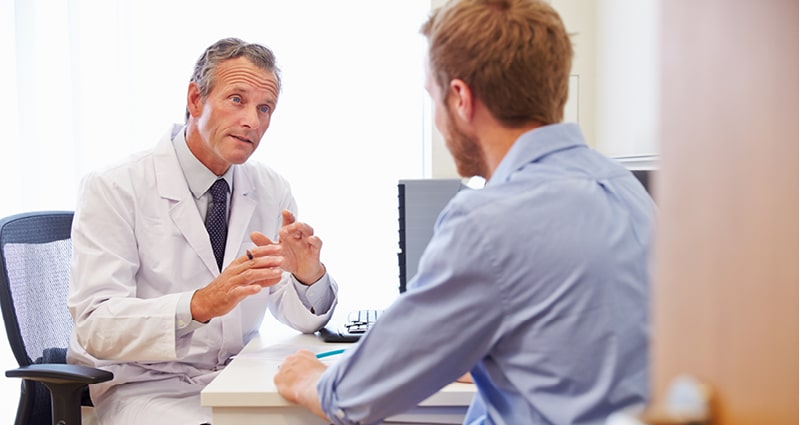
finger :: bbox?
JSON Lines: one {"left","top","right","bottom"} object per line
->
{"left": 229, "top": 283, "right": 263, "bottom": 298}
{"left": 242, "top": 262, "right": 284, "bottom": 281}
{"left": 246, "top": 243, "right": 282, "bottom": 260}
{"left": 282, "top": 350, "right": 312, "bottom": 364}
{"left": 281, "top": 209, "right": 296, "bottom": 227}
{"left": 280, "top": 222, "right": 314, "bottom": 242}
{"left": 307, "top": 235, "right": 323, "bottom": 251}
{"left": 246, "top": 254, "right": 283, "bottom": 268}
{"left": 236, "top": 246, "right": 276, "bottom": 266}
{"left": 251, "top": 231, "right": 275, "bottom": 246}
{"left": 279, "top": 226, "right": 298, "bottom": 243}
{"left": 295, "top": 349, "right": 316, "bottom": 358}
{"left": 292, "top": 221, "right": 314, "bottom": 236}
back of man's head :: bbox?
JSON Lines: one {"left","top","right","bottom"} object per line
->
{"left": 421, "top": 0, "right": 573, "bottom": 127}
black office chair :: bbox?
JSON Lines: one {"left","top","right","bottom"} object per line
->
{"left": 0, "top": 211, "right": 113, "bottom": 425}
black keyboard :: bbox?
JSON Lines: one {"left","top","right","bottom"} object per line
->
{"left": 318, "top": 309, "right": 382, "bottom": 343}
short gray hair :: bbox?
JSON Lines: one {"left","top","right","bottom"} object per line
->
{"left": 186, "top": 37, "right": 282, "bottom": 121}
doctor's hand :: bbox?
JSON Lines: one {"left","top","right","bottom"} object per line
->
{"left": 251, "top": 210, "right": 326, "bottom": 285}
{"left": 275, "top": 350, "right": 330, "bottom": 421}
{"left": 190, "top": 245, "right": 284, "bottom": 323}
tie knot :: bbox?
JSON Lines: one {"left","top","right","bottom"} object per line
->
{"left": 209, "top": 179, "right": 229, "bottom": 202}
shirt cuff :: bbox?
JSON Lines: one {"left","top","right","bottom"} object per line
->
{"left": 176, "top": 291, "right": 205, "bottom": 337}
{"left": 291, "top": 273, "right": 335, "bottom": 315}
{"left": 318, "top": 366, "right": 354, "bottom": 425}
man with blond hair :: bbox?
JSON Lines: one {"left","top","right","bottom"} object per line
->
{"left": 276, "top": 1, "right": 654, "bottom": 423}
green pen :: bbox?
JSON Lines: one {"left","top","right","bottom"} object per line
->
{"left": 315, "top": 349, "right": 346, "bottom": 359}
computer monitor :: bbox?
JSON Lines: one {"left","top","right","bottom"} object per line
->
{"left": 397, "top": 179, "right": 465, "bottom": 293}
{"left": 630, "top": 169, "right": 655, "bottom": 197}
{"left": 616, "top": 155, "right": 658, "bottom": 199}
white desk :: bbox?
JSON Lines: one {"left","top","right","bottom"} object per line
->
{"left": 201, "top": 328, "right": 476, "bottom": 425}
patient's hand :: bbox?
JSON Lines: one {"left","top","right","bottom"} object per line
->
{"left": 275, "top": 350, "right": 330, "bottom": 421}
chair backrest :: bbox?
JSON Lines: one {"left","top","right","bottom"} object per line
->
{"left": 0, "top": 211, "right": 75, "bottom": 425}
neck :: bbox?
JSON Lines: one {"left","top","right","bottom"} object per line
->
{"left": 474, "top": 113, "right": 542, "bottom": 180}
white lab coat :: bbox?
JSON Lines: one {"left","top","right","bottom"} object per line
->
{"left": 66, "top": 127, "right": 337, "bottom": 424}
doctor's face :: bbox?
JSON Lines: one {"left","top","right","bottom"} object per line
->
{"left": 187, "top": 57, "right": 279, "bottom": 176}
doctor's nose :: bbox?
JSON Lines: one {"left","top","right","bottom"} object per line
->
{"left": 240, "top": 107, "right": 259, "bottom": 129}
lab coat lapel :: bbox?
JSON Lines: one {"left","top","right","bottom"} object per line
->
{"left": 218, "top": 166, "right": 255, "bottom": 357}
{"left": 226, "top": 165, "right": 257, "bottom": 266}
{"left": 153, "top": 134, "right": 221, "bottom": 276}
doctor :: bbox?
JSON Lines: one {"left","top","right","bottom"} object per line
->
{"left": 67, "top": 37, "right": 338, "bottom": 425}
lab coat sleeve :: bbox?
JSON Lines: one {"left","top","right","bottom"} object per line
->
{"left": 267, "top": 271, "right": 338, "bottom": 333}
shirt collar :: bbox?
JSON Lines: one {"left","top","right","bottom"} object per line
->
{"left": 487, "top": 123, "right": 587, "bottom": 187}
{"left": 172, "top": 126, "right": 234, "bottom": 198}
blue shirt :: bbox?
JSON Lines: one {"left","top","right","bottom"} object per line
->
{"left": 318, "top": 123, "right": 655, "bottom": 425}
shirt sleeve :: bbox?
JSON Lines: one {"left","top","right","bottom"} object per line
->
{"left": 290, "top": 273, "right": 336, "bottom": 315}
{"left": 316, "top": 206, "right": 507, "bottom": 424}
{"left": 176, "top": 291, "right": 205, "bottom": 337}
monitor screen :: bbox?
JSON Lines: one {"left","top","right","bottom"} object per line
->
{"left": 397, "top": 179, "right": 464, "bottom": 293}
{"left": 630, "top": 168, "right": 655, "bottom": 197}
{"left": 615, "top": 155, "right": 658, "bottom": 199}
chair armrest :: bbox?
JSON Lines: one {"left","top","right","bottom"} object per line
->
{"left": 7, "top": 364, "right": 113, "bottom": 424}
{"left": 6, "top": 363, "right": 113, "bottom": 385}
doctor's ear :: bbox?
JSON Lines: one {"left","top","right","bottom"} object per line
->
{"left": 187, "top": 82, "right": 204, "bottom": 118}
{"left": 448, "top": 79, "right": 474, "bottom": 122}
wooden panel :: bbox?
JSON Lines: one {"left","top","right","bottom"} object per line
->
{"left": 652, "top": 1, "right": 798, "bottom": 425}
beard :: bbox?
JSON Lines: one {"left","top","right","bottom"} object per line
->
{"left": 444, "top": 104, "right": 486, "bottom": 178}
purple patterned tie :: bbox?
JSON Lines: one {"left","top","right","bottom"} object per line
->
{"left": 206, "top": 179, "right": 229, "bottom": 271}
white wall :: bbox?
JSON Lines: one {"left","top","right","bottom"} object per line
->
{"left": 595, "top": 0, "right": 660, "bottom": 158}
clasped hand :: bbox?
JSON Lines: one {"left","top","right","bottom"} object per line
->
{"left": 191, "top": 210, "right": 325, "bottom": 323}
